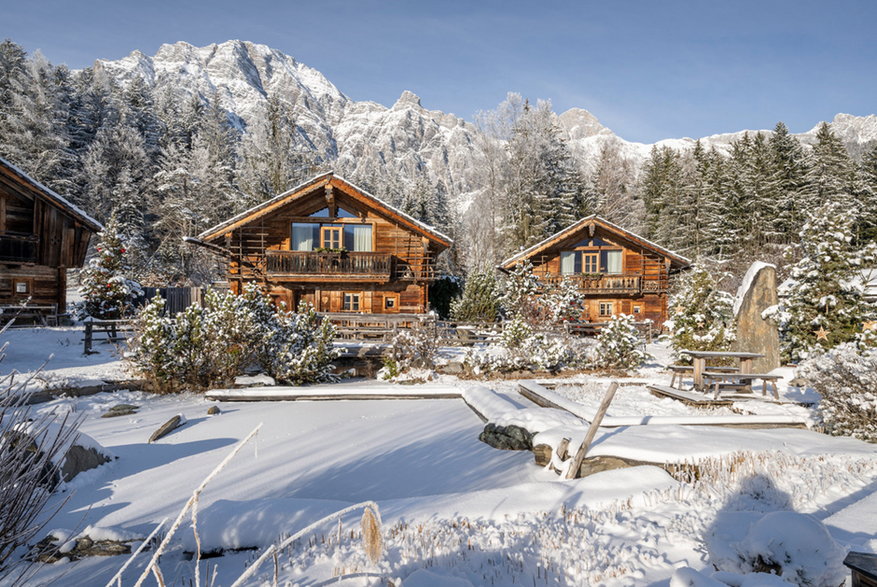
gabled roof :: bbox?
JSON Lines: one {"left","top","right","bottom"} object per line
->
{"left": 0, "top": 156, "right": 102, "bottom": 232}
{"left": 198, "top": 172, "right": 453, "bottom": 249}
{"left": 500, "top": 215, "right": 691, "bottom": 269}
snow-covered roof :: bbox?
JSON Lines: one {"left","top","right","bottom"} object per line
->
{"left": 198, "top": 172, "right": 453, "bottom": 247}
{"left": 499, "top": 215, "right": 691, "bottom": 269}
{"left": 0, "top": 156, "right": 103, "bottom": 232}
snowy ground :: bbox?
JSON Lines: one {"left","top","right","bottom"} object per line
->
{"left": 2, "top": 329, "right": 876, "bottom": 586}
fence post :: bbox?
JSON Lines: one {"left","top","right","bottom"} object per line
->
{"left": 84, "top": 321, "right": 93, "bottom": 355}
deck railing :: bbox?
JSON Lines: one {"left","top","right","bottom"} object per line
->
{"left": 539, "top": 273, "right": 645, "bottom": 294}
{"left": 265, "top": 251, "right": 393, "bottom": 277}
{"left": 0, "top": 233, "right": 38, "bottom": 263}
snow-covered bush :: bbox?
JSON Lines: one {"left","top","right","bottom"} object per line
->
{"left": 541, "top": 277, "right": 585, "bottom": 324}
{"left": 499, "top": 315, "right": 533, "bottom": 349}
{"left": 666, "top": 266, "right": 735, "bottom": 361}
{"left": 774, "top": 201, "right": 877, "bottom": 362}
{"left": 499, "top": 260, "right": 541, "bottom": 321}
{"left": 450, "top": 269, "right": 501, "bottom": 322}
{"left": 127, "top": 287, "right": 341, "bottom": 392}
{"left": 589, "top": 314, "right": 649, "bottom": 371}
{"left": 798, "top": 341, "right": 877, "bottom": 441}
{"left": 464, "top": 326, "right": 584, "bottom": 376}
{"left": 716, "top": 512, "right": 847, "bottom": 586}
{"left": 381, "top": 319, "right": 438, "bottom": 379}
{"left": 79, "top": 215, "right": 142, "bottom": 319}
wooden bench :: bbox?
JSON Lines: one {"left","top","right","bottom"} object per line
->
{"left": 668, "top": 364, "right": 738, "bottom": 389}
{"left": 702, "top": 371, "right": 782, "bottom": 399}
{"left": 647, "top": 384, "right": 734, "bottom": 407}
{"left": 0, "top": 304, "right": 59, "bottom": 326}
{"left": 83, "top": 320, "right": 135, "bottom": 355}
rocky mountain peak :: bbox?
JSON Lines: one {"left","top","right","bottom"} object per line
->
{"left": 393, "top": 90, "right": 423, "bottom": 110}
{"left": 557, "top": 108, "right": 613, "bottom": 140}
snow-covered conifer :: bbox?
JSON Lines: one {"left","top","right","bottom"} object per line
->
{"left": 80, "top": 216, "right": 142, "bottom": 319}
{"left": 589, "top": 314, "right": 649, "bottom": 371}
{"left": 665, "top": 266, "right": 735, "bottom": 360}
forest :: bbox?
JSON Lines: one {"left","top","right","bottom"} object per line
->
{"left": 2, "top": 39, "right": 877, "bottom": 289}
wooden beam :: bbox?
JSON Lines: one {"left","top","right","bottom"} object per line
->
{"left": 565, "top": 381, "right": 619, "bottom": 479}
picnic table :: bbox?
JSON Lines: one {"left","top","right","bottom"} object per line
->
{"left": 679, "top": 350, "right": 764, "bottom": 391}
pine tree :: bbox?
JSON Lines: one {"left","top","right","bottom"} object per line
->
{"left": 774, "top": 201, "right": 876, "bottom": 361}
{"left": 857, "top": 143, "right": 877, "bottom": 242}
{"left": 498, "top": 260, "right": 541, "bottom": 321}
{"left": 666, "top": 265, "right": 736, "bottom": 361}
{"left": 766, "top": 122, "right": 808, "bottom": 241}
{"left": 805, "top": 122, "right": 857, "bottom": 209}
{"left": 450, "top": 269, "right": 500, "bottom": 322}
{"left": 80, "top": 216, "right": 142, "bottom": 319}
{"left": 640, "top": 146, "right": 685, "bottom": 247}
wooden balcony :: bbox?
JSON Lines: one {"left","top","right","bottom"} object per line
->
{"left": 265, "top": 251, "right": 393, "bottom": 281}
{"left": 540, "top": 273, "right": 649, "bottom": 294}
{"left": 0, "top": 233, "right": 38, "bottom": 263}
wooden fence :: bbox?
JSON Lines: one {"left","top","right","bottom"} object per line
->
{"left": 141, "top": 287, "right": 205, "bottom": 316}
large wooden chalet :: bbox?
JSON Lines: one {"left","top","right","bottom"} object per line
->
{"left": 500, "top": 215, "right": 690, "bottom": 327}
{"left": 197, "top": 173, "right": 452, "bottom": 313}
{"left": 0, "top": 157, "right": 102, "bottom": 312}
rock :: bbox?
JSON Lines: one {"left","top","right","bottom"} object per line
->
{"left": 439, "top": 361, "right": 464, "bottom": 375}
{"left": 478, "top": 423, "right": 533, "bottom": 451}
{"left": 734, "top": 262, "right": 781, "bottom": 373}
{"left": 61, "top": 444, "right": 111, "bottom": 482}
{"left": 207, "top": 405, "right": 221, "bottom": 415}
{"left": 101, "top": 404, "right": 139, "bottom": 418}
{"left": 148, "top": 414, "right": 186, "bottom": 443}
{"left": 28, "top": 533, "right": 139, "bottom": 563}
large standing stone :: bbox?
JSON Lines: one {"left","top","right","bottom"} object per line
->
{"left": 734, "top": 262, "right": 781, "bottom": 373}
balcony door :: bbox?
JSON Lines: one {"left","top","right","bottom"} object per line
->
{"left": 321, "top": 226, "right": 342, "bottom": 249}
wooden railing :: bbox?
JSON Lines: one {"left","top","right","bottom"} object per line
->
{"left": 539, "top": 273, "right": 645, "bottom": 294}
{"left": 265, "top": 251, "right": 393, "bottom": 278}
{"left": 0, "top": 233, "right": 38, "bottom": 263}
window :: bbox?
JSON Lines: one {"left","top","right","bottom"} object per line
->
{"left": 343, "top": 293, "right": 361, "bottom": 312}
{"left": 321, "top": 226, "right": 342, "bottom": 249}
{"left": 604, "top": 250, "right": 623, "bottom": 274}
{"left": 583, "top": 253, "right": 599, "bottom": 273}
{"left": 385, "top": 296, "right": 396, "bottom": 309}
{"left": 560, "top": 251, "right": 575, "bottom": 275}
{"left": 599, "top": 301, "right": 614, "bottom": 317}
{"left": 337, "top": 207, "right": 357, "bottom": 218}
{"left": 633, "top": 305, "right": 642, "bottom": 315}
{"left": 309, "top": 208, "right": 330, "bottom": 217}
{"left": 291, "top": 223, "right": 317, "bottom": 251}
{"left": 342, "top": 224, "right": 373, "bottom": 252}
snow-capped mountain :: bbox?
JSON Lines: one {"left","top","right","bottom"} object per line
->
{"left": 94, "top": 40, "right": 877, "bottom": 198}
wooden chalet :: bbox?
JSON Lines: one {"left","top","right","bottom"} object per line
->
{"left": 0, "top": 157, "right": 102, "bottom": 313}
{"left": 196, "top": 173, "right": 453, "bottom": 314}
{"left": 500, "top": 215, "right": 690, "bottom": 327}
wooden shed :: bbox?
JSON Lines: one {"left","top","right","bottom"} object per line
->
{"left": 500, "top": 215, "right": 690, "bottom": 327}
{"left": 0, "top": 157, "right": 102, "bottom": 313}
{"left": 196, "top": 173, "right": 453, "bottom": 314}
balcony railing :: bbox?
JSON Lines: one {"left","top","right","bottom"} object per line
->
{"left": 540, "top": 273, "right": 647, "bottom": 294}
{"left": 265, "top": 251, "right": 393, "bottom": 278}
{"left": 0, "top": 233, "right": 38, "bottom": 263}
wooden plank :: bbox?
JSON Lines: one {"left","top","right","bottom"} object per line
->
{"left": 566, "top": 381, "right": 619, "bottom": 479}
{"left": 647, "top": 384, "right": 733, "bottom": 406}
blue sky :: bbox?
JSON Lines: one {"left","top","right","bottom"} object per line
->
{"left": 4, "top": 0, "right": 876, "bottom": 143}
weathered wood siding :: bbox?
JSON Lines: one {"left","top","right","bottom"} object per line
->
{"left": 524, "top": 224, "right": 676, "bottom": 326}
{"left": 0, "top": 165, "right": 96, "bottom": 310}
{"left": 223, "top": 182, "right": 440, "bottom": 314}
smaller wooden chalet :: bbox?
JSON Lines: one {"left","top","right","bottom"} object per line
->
{"left": 197, "top": 173, "right": 453, "bottom": 314}
{"left": 0, "top": 157, "right": 102, "bottom": 312}
{"left": 500, "top": 215, "right": 690, "bottom": 327}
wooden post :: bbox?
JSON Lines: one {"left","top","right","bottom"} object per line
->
{"left": 84, "top": 321, "right": 93, "bottom": 355}
{"left": 565, "top": 381, "right": 619, "bottom": 479}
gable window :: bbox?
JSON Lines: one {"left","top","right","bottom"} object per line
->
{"left": 582, "top": 252, "right": 599, "bottom": 274}
{"left": 291, "top": 223, "right": 317, "bottom": 251}
{"left": 343, "top": 292, "right": 361, "bottom": 311}
{"left": 343, "top": 224, "right": 373, "bottom": 252}
{"left": 291, "top": 222, "right": 373, "bottom": 252}
{"left": 603, "top": 250, "right": 623, "bottom": 274}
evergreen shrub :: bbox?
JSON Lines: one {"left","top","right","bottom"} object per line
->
{"left": 127, "top": 285, "right": 341, "bottom": 392}
{"left": 589, "top": 314, "right": 649, "bottom": 372}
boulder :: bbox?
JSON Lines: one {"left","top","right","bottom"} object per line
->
{"left": 478, "top": 423, "right": 533, "bottom": 451}
{"left": 148, "top": 414, "right": 186, "bottom": 443}
{"left": 61, "top": 444, "right": 112, "bottom": 482}
{"left": 207, "top": 405, "right": 221, "bottom": 415}
{"left": 101, "top": 404, "right": 139, "bottom": 418}
{"left": 734, "top": 262, "right": 781, "bottom": 373}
